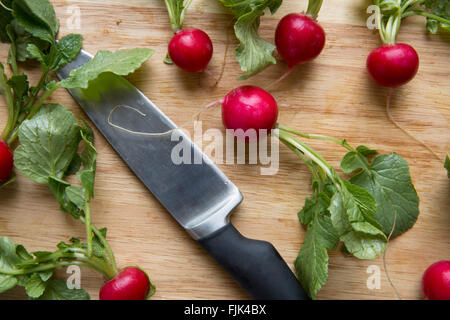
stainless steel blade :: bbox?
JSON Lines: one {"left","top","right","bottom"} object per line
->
{"left": 57, "top": 50, "right": 242, "bottom": 239}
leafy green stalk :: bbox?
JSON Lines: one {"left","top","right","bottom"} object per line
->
{"left": 0, "top": 64, "right": 14, "bottom": 140}
{"left": 306, "top": 0, "right": 324, "bottom": 20}
{"left": 0, "top": 236, "right": 122, "bottom": 299}
{"left": 164, "top": 0, "right": 193, "bottom": 32}
{"left": 278, "top": 124, "right": 419, "bottom": 237}
{"left": 374, "top": 0, "right": 450, "bottom": 44}
{"left": 163, "top": 0, "right": 193, "bottom": 64}
{"left": 276, "top": 124, "right": 418, "bottom": 298}
{"left": 1, "top": 0, "right": 155, "bottom": 299}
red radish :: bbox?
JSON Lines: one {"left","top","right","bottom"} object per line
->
{"left": 0, "top": 140, "right": 13, "bottom": 182}
{"left": 367, "top": 43, "right": 419, "bottom": 88}
{"left": 422, "top": 260, "right": 450, "bottom": 300}
{"left": 275, "top": 13, "right": 326, "bottom": 68}
{"left": 366, "top": 43, "right": 440, "bottom": 160}
{"left": 168, "top": 28, "right": 213, "bottom": 72}
{"left": 99, "top": 267, "right": 150, "bottom": 300}
{"left": 221, "top": 86, "right": 278, "bottom": 138}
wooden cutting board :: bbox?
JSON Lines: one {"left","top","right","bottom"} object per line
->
{"left": 0, "top": 0, "right": 449, "bottom": 300}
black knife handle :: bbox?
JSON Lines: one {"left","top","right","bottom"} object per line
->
{"left": 198, "top": 222, "right": 309, "bottom": 300}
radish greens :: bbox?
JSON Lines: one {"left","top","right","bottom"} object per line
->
{"left": 277, "top": 125, "right": 419, "bottom": 298}
{"left": 218, "top": 0, "right": 282, "bottom": 79}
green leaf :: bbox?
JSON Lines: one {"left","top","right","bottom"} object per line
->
{"left": 47, "top": 176, "right": 79, "bottom": 218}
{"left": 340, "top": 145, "right": 377, "bottom": 174}
{"left": 54, "top": 34, "right": 83, "bottom": 70}
{"left": 424, "top": 0, "right": 450, "bottom": 33}
{"left": 36, "top": 279, "right": 90, "bottom": 300}
{"left": 329, "top": 185, "right": 387, "bottom": 259}
{"left": 0, "top": 237, "right": 26, "bottom": 274}
{"left": 218, "top": 0, "right": 282, "bottom": 79}
{"left": 77, "top": 130, "right": 97, "bottom": 197}
{"left": 25, "top": 273, "right": 46, "bottom": 298}
{"left": 38, "top": 270, "right": 53, "bottom": 282}
{"left": 56, "top": 237, "right": 85, "bottom": 251}
{"left": 340, "top": 221, "right": 387, "bottom": 259}
{"left": 0, "top": 62, "right": 10, "bottom": 96}
{"left": 26, "top": 34, "right": 82, "bottom": 72}
{"left": 445, "top": 153, "right": 450, "bottom": 178}
{"left": 298, "top": 192, "right": 330, "bottom": 225}
{"left": 64, "top": 154, "right": 82, "bottom": 176}
{"left": 6, "top": 20, "right": 49, "bottom": 63}
{"left": 349, "top": 153, "right": 419, "bottom": 237}
{"left": 60, "top": 48, "right": 154, "bottom": 89}
{"left": 7, "top": 74, "right": 29, "bottom": 109}
{"left": 0, "top": 274, "right": 17, "bottom": 293}
{"left": 14, "top": 104, "right": 81, "bottom": 184}
{"left": 26, "top": 43, "right": 47, "bottom": 67}
{"left": 12, "top": 0, "right": 59, "bottom": 43}
{"left": 65, "top": 186, "right": 86, "bottom": 211}
{"left": 0, "top": 0, "right": 13, "bottom": 43}
{"left": 0, "top": 237, "right": 36, "bottom": 294}
{"left": 295, "top": 192, "right": 338, "bottom": 299}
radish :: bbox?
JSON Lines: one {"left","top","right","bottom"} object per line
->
{"left": 221, "top": 86, "right": 278, "bottom": 138}
{"left": 164, "top": 1, "right": 215, "bottom": 73}
{"left": 275, "top": 14, "right": 325, "bottom": 70}
{"left": 422, "top": 260, "right": 450, "bottom": 300}
{"left": 168, "top": 28, "right": 213, "bottom": 73}
{"left": 99, "top": 267, "right": 151, "bottom": 300}
{"left": 0, "top": 140, "right": 13, "bottom": 182}
{"left": 367, "top": 43, "right": 419, "bottom": 88}
{"left": 365, "top": 1, "right": 446, "bottom": 163}
{"left": 269, "top": 0, "right": 326, "bottom": 87}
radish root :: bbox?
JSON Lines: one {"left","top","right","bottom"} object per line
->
{"left": 107, "top": 100, "right": 223, "bottom": 136}
{"left": 205, "top": 18, "right": 232, "bottom": 87}
{"left": 386, "top": 88, "right": 441, "bottom": 161}
{"left": 0, "top": 1, "right": 12, "bottom": 12}
{"left": 264, "top": 67, "right": 294, "bottom": 90}
{"left": 382, "top": 211, "right": 402, "bottom": 300}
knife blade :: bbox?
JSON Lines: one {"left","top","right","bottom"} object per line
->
{"left": 57, "top": 50, "right": 308, "bottom": 300}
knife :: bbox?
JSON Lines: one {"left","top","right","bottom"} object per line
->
{"left": 57, "top": 50, "right": 309, "bottom": 300}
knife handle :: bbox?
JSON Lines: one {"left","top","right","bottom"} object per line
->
{"left": 198, "top": 222, "right": 309, "bottom": 300}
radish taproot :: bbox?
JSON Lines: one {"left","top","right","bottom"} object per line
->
{"left": 168, "top": 28, "right": 213, "bottom": 72}
{"left": 0, "top": 140, "right": 13, "bottom": 182}
{"left": 100, "top": 267, "right": 152, "bottom": 300}
{"left": 270, "top": 0, "right": 326, "bottom": 87}
{"left": 422, "top": 261, "right": 450, "bottom": 300}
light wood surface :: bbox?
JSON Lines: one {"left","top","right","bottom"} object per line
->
{"left": 0, "top": 0, "right": 449, "bottom": 300}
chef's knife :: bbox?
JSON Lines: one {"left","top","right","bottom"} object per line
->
{"left": 57, "top": 50, "right": 308, "bottom": 300}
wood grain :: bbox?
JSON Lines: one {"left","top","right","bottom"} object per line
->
{"left": 0, "top": 0, "right": 449, "bottom": 300}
